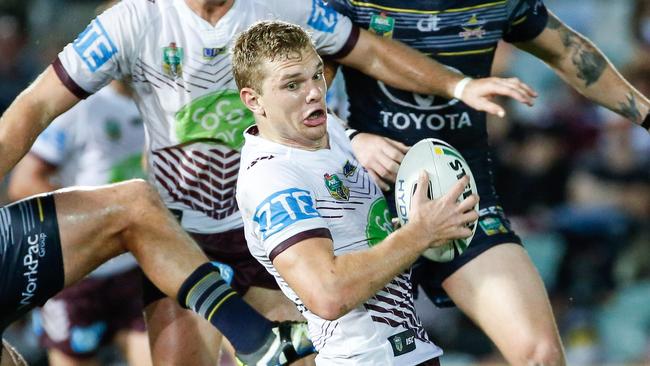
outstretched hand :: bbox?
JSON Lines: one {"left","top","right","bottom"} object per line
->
{"left": 460, "top": 77, "right": 537, "bottom": 117}
{"left": 350, "top": 133, "right": 409, "bottom": 191}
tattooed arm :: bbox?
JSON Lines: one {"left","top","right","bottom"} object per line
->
{"left": 514, "top": 11, "right": 650, "bottom": 128}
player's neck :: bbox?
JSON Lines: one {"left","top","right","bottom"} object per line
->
{"left": 184, "top": 0, "right": 234, "bottom": 26}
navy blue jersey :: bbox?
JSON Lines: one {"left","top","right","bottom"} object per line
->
{"left": 331, "top": 0, "right": 548, "bottom": 149}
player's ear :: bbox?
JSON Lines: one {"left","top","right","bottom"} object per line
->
{"left": 240, "top": 87, "right": 264, "bottom": 116}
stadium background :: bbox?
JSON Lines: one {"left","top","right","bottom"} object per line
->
{"left": 0, "top": 0, "right": 648, "bottom": 364}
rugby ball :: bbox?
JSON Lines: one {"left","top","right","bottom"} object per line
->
{"left": 395, "top": 138, "right": 478, "bottom": 262}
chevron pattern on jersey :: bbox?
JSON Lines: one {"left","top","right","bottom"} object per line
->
{"left": 364, "top": 271, "right": 429, "bottom": 343}
{"left": 133, "top": 54, "right": 235, "bottom": 93}
{"left": 152, "top": 145, "right": 240, "bottom": 220}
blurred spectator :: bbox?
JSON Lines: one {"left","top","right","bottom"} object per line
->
{"left": 0, "top": 10, "right": 38, "bottom": 114}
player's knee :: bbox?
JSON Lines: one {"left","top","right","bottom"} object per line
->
{"left": 121, "top": 179, "right": 165, "bottom": 212}
{"left": 520, "top": 336, "right": 565, "bottom": 366}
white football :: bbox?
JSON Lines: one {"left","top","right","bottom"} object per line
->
{"left": 395, "top": 138, "right": 479, "bottom": 262}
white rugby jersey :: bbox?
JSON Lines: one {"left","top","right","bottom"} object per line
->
{"left": 32, "top": 85, "right": 143, "bottom": 277}
{"left": 54, "top": 0, "right": 355, "bottom": 233}
{"left": 237, "top": 117, "right": 441, "bottom": 365}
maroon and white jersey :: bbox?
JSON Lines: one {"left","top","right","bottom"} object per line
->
{"left": 237, "top": 117, "right": 442, "bottom": 365}
{"left": 54, "top": 0, "right": 355, "bottom": 233}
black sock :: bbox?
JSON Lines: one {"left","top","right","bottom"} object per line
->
{"left": 177, "top": 262, "right": 274, "bottom": 354}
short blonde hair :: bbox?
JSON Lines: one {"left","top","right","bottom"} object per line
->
{"left": 232, "top": 20, "right": 315, "bottom": 93}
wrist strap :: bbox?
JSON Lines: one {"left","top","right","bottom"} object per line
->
{"left": 642, "top": 113, "right": 650, "bottom": 130}
{"left": 346, "top": 128, "right": 361, "bottom": 141}
{"left": 453, "top": 77, "right": 472, "bottom": 100}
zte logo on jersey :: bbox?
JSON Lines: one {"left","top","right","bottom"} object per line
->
{"left": 308, "top": 0, "right": 338, "bottom": 33}
{"left": 254, "top": 188, "right": 319, "bottom": 240}
{"left": 73, "top": 19, "right": 117, "bottom": 72}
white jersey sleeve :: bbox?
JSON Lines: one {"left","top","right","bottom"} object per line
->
{"left": 55, "top": 0, "right": 147, "bottom": 97}
{"left": 238, "top": 161, "right": 331, "bottom": 261}
{"left": 30, "top": 109, "right": 77, "bottom": 166}
{"left": 266, "top": 0, "right": 356, "bottom": 57}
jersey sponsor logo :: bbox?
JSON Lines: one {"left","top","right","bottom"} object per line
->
{"left": 20, "top": 233, "right": 47, "bottom": 309}
{"left": 369, "top": 13, "right": 395, "bottom": 38}
{"left": 175, "top": 90, "right": 253, "bottom": 149}
{"left": 459, "top": 14, "right": 487, "bottom": 40}
{"left": 308, "top": 0, "right": 339, "bottom": 33}
{"left": 203, "top": 47, "right": 227, "bottom": 59}
{"left": 366, "top": 198, "right": 393, "bottom": 246}
{"left": 324, "top": 173, "right": 349, "bottom": 201}
{"left": 380, "top": 110, "right": 473, "bottom": 131}
{"left": 72, "top": 19, "right": 118, "bottom": 72}
{"left": 254, "top": 188, "right": 320, "bottom": 240}
{"left": 417, "top": 14, "right": 441, "bottom": 32}
{"left": 162, "top": 42, "right": 184, "bottom": 78}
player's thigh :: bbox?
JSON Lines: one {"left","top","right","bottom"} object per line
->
{"left": 47, "top": 349, "right": 99, "bottom": 366}
{"left": 442, "top": 243, "right": 560, "bottom": 347}
{"left": 114, "top": 330, "right": 152, "bottom": 366}
{"left": 243, "top": 286, "right": 304, "bottom": 321}
{"left": 144, "top": 297, "right": 222, "bottom": 366}
{"left": 54, "top": 182, "right": 149, "bottom": 286}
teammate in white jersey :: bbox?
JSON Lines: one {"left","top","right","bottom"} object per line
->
{"left": 7, "top": 80, "right": 151, "bottom": 366}
{"left": 0, "top": 0, "right": 536, "bottom": 363}
{"left": 233, "top": 21, "right": 479, "bottom": 365}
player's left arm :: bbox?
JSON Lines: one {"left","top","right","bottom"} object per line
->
{"left": 335, "top": 28, "right": 537, "bottom": 118}
{"left": 514, "top": 11, "right": 650, "bottom": 130}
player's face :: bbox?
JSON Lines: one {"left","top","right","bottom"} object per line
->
{"left": 257, "top": 47, "right": 328, "bottom": 150}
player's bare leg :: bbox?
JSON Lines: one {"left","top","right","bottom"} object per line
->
{"left": 114, "top": 330, "right": 152, "bottom": 366}
{"left": 145, "top": 299, "right": 223, "bottom": 366}
{"left": 46, "top": 349, "right": 99, "bottom": 366}
{"left": 144, "top": 284, "right": 314, "bottom": 366}
{"left": 442, "top": 243, "right": 565, "bottom": 366}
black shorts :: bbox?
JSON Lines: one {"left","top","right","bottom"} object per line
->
{"left": 0, "top": 195, "right": 64, "bottom": 332}
{"left": 387, "top": 148, "right": 523, "bottom": 307}
{"left": 142, "top": 227, "right": 278, "bottom": 306}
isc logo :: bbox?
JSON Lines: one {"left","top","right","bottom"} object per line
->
{"left": 73, "top": 19, "right": 117, "bottom": 72}
{"left": 254, "top": 188, "right": 320, "bottom": 240}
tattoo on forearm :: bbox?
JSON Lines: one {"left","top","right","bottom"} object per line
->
{"left": 548, "top": 17, "right": 607, "bottom": 87}
{"left": 616, "top": 93, "right": 642, "bottom": 122}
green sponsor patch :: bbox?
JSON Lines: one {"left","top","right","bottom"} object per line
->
{"left": 175, "top": 90, "right": 254, "bottom": 150}
{"left": 479, "top": 217, "right": 508, "bottom": 236}
{"left": 366, "top": 198, "right": 394, "bottom": 246}
{"left": 369, "top": 13, "right": 395, "bottom": 38}
{"left": 109, "top": 154, "right": 146, "bottom": 183}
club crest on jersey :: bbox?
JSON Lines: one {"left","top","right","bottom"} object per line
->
{"left": 324, "top": 173, "right": 349, "bottom": 201}
{"left": 162, "top": 42, "right": 184, "bottom": 78}
{"left": 104, "top": 119, "right": 121, "bottom": 141}
{"left": 342, "top": 160, "right": 356, "bottom": 177}
{"left": 459, "top": 14, "right": 487, "bottom": 40}
{"left": 369, "top": 13, "right": 395, "bottom": 38}
{"left": 203, "top": 47, "right": 227, "bottom": 59}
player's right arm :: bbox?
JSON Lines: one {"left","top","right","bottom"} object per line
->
{"left": 0, "top": 67, "right": 79, "bottom": 181}
{"left": 240, "top": 165, "right": 477, "bottom": 320}
{"left": 274, "top": 173, "right": 477, "bottom": 320}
